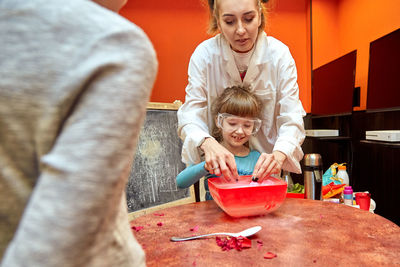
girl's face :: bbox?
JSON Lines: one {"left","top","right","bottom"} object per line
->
{"left": 217, "top": 0, "right": 261, "bottom": 53}
{"left": 217, "top": 114, "right": 260, "bottom": 148}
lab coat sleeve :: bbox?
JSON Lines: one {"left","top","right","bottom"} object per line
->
{"left": 273, "top": 48, "right": 306, "bottom": 174}
{"left": 177, "top": 47, "right": 213, "bottom": 165}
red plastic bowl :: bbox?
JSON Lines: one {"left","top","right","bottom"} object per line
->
{"left": 286, "top": 192, "right": 305, "bottom": 199}
{"left": 208, "top": 175, "right": 287, "bottom": 218}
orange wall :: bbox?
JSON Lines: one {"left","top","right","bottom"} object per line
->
{"left": 121, "top": 0, "right": 311, "bottom": 112}
{"left": 265, "top": 0, "right": 311, "bottom": 112}
{"left": 312, "top": 0, "right": 341, "bottom": 68}
{"left": 312, "top": 0, "right": 400, "bottom": 110}
{"left": 120, "top": 1, "right": 209, "bottom": 103}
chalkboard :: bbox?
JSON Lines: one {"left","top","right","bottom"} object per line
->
{"left": 126, "top": 104, "right": 194, "bottom": 215}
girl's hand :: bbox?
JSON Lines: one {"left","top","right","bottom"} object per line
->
{"left": 201, "top": 138, "right": 239, "bottom": 181}
{"left": 252, "top": 151, "right": 287, "bottom": 182}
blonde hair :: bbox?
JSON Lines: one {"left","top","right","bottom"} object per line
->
{"left": 207, "top": 0, "right": 267, "bottom": 35}
{"left": 211, "top": 86, "right": 262, "bottom": 142}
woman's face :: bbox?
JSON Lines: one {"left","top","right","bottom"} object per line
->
{"left": 217, "top": 0, "right": 261, "bottom": 53}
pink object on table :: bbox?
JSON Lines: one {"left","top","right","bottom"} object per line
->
{"left": 208, "top": 175, "right": 287, "bottom": 217}
{"left": 355, "top": 192, "right": 371, "bottom": 210}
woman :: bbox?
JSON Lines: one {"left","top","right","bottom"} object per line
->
{"left": 177, "top": 0, "right": 306, "bottom": 182}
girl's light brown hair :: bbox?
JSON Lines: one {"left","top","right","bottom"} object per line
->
{"left": 211, "top": 86, "right": 262, "bottom": 142}
{"left": 207, "top": 0, "right": 268, "bottom": 35}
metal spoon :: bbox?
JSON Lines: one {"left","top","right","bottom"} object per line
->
{"left": 170, "top": 226, "right": 262, "bottom": 242}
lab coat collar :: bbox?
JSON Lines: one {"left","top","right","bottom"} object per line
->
{"left": 219, "top": 34, "right": 242, "bottom": 84}
{"left": 219, "top": 32, "right": 269, "bottom": 88}
{"left": 244, "top": 32, "right": 269, "bottom": 86}
{"left": 252, "top": 31, "right": 269, "bottom": 65}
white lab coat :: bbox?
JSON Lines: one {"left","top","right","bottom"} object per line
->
{"left": 177, "top": 32, "right": 306, "bottom": 173}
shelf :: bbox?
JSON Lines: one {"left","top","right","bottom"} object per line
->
{"left": 360, "top": 140, "right": 400, "bottom": 148}
{"left": 306, "top": 136, "right": 352, "bottom": 141}
{"left": 311, "top": 113, "right": 352, "bottom": 119}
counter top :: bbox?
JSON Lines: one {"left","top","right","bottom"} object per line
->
{"left": 130, "top": 198, "right": 400, "bottom": 266}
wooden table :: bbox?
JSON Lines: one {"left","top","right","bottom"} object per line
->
{"left": 130, "top": 198, "right": 400, "bottom": 266}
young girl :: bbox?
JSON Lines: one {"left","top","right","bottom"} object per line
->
{"left": 177, "top": 86, "right": 262, "bottom": 200}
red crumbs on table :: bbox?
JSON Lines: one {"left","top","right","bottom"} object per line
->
{"left": 131, "top": 226, "right": 144, "bottom": 232}
{"left": 157, "top": 222, "right": 163, "bottom": 226}
{"left": 215, "top": 236, "right": 252, "bottom": 251}
{"left": 239, "top": 236, "right": 252, "bottom": 248}
{"left": 256, "top": 240, "right": 263, "bottom": 249}
{"left": 264, "top": 252, "right": 277, "bottom": 259}
{"left": 190, "top": 225, "right": 199, "bottom": 232}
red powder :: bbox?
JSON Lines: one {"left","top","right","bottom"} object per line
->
{"left": 131, "top": 226, "right": 144, "bottom": 232}
{"left": 190, "top": 225, "right": 199, "bottom": 232}
{"left": 264, "top": 252, "right": 277, "bottom": 259}
{"left": 215, "top": 236, "right": 252, "bottom": 251}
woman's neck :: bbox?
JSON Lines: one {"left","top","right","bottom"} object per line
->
{"left": 220, "top": 141, "right": 250, "bottom": 157}
{"left": 231, "top": 44, "right": 255, "bottom": 54}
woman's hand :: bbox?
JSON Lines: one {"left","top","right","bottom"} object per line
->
{"left": 200, "top": 138, "right": 239, "bottom": 181}
{"left": 252, "top": 151, "right": 287, "bottom": 182}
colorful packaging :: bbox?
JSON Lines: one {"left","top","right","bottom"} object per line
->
{"left": 322, "top": 163, "right": 347, "bottom": 199}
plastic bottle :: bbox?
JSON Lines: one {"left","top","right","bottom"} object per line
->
{"left": 282, "top": 170, "right": 294, "bottom": 191}
{"left": 337, "top": 165, "right": 349, "bottom": 186}
{"left": 343, "top": 186, "right": 353, "bottom": 206}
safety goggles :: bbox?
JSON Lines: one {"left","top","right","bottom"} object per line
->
{"left": 216, "top": 113, "right": 262, "bottom": 135}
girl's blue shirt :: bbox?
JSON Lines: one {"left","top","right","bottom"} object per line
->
{"left": 176, "top": 150, "right": 261, "bottom": 200}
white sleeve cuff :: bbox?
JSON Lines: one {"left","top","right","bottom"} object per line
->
{"left": 181, "top": 131, "right": 212, "bottom": 165}
{"left": 273, "top": 139, "right": 304, "bottom": 174}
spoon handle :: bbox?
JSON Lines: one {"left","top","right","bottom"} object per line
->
{"left": 170, "top": 232, "right": 232, "bottom": 242}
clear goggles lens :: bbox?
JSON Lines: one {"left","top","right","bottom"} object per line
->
{"left": 217, "top": 113, "right": 262, "bottom": 135}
